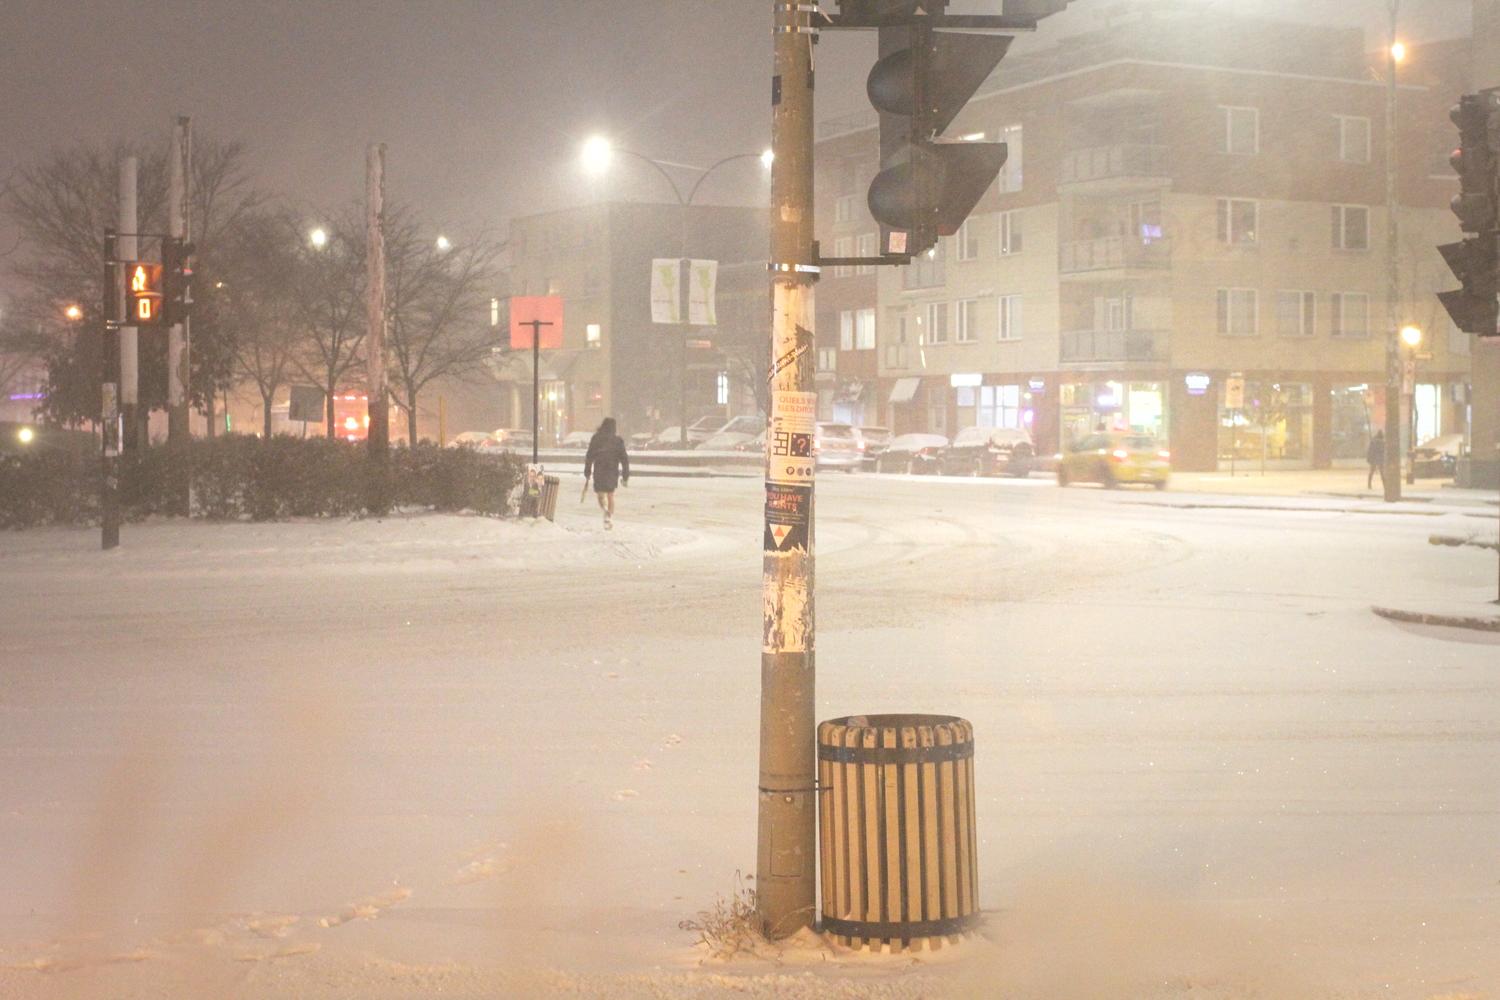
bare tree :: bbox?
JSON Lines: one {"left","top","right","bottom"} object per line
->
{"left": 288, "top": 207, "right": 366, "bottom": 438}
{"left": 385, "top": 215, "right": 505, "bottom": 444}
{"left": 218, "top": 210, "right": 303, "bottom": 438}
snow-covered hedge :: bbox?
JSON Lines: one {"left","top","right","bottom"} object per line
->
{"left": 0, "top": 436, "right": 523, "bottom": 528}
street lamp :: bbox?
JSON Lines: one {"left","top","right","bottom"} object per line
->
{"left": 1401, "top": 325, "right": 1422, "bottom": 347}
{"left": 581, "top": 138, "right": 772, "bottom": 445}
{"left": 1381, "top": 0, "right": 1403, "bottom": 501}
{"left": 436, "top": 235, "right": 452, "bottom": 252}
{"left": 310, "top": 228, "right": 328, "bottom": 248}
{"left": 63, "top": 304, "right": 82, "bottom": 321}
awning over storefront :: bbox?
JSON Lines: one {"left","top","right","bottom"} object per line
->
{"left": 889, "top": 377, "right": 922, "bottom": 404}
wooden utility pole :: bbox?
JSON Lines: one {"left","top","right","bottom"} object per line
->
{"left": 757, "top": 0, "right": 819, "bottom": 940}
{"left": 367, "top": 143, "right": 389, "bottom": 457}
{"left": 119, "top": 157, "right": 140, "bottom": 453}
{"left": 168, "top": 116, "right": 192, "bottom": 513}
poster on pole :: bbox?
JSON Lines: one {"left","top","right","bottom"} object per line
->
{"left": 688, "top": 259, "right": 717, "bottom": 326}
{"left": 509, "top": 296, "right": 564, "bottom": 349}
{"left": 1224, "top": 376, "right": 1245, "bottom": 410}
{"left": 650, "top": 259, "right": 681, "bottom": 325}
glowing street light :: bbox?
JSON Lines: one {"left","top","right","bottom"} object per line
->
{"left": 310, "top": 228, "right": 328, "bottom": 248}
{"left": 1390, "top": 41, "right": 1406, "bottom": 62}
{"left": 581, "top": 136, "right": 613, "bottom": 175}
{"left": 436, "top": 235, "right": 452, "bottom": 251}
{"left": 17, "top": 427, "right": 34, "bottom": 444}
{"left": 761, "top": 148, "right": 775, "bottom": 168}
{"left": 1401, "top": 325, "right": 1422, "bottom": 346}
{"left": 63, "top": 304, "right": 82, "bottom": 320}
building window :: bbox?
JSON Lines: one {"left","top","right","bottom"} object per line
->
{"left": 1276, "top": 292, "right": 1315, "bottom": 338}
{"left": 998, "top": 209, "right": 1022, "bottom": 255}
{"left": 901, "top": 240, "right": 946, "bottom": 290}
{"left": 1331, "top": 205, "right": 1369, "bottom": 250}
{"left": 1331, "top": 292, "right": 1370, "bottom": 338}
{"left": 817, "top": 347, "right": 838, "bottom": 372}
{"left": 856, "top": 233, "right": 878, "bottom": 274}
{"left": 957, "top": 218, "right": 981, "bottom": 261}
{"left": 855, "top": 308, "right": 875, "bottom": 349}
{"left": 1216, "top": 288, "right": 1258, "bottom": 336}
{"left": 925, "top": 301, "right": 949, "bottom": 344}
{"left": 834, "top": 194, "right": 857, "bottom": 223}
{"left": 1218, "top": 105, "right": 1259, "bottom": 155}
{"left": 546, "top": 277, "right": 560, "bottom": 295}
{"left": 927, "top": 385, "right": 947, "bottom": 433}
{"left": 716, "top": 372, "right": 729, "bottom": 406}
{"left": 885, "top": 314, "right": 911, "bottom": 368}
{"left": 978, "top": 384, "right": 1021, "bottom": 428}
{"left": 490, "top": 297, "right": 500, "bottom": 327}
{"left": 1217, "top": 198, "right": 1258, "bottom": 244}
{"left": 956, "top": 299, "right": 979, "bottom": 342}
{"left": 839, "top": 310, "right": 855, "bottom": 350}
{"left": 586, "top": 323, "right": 602, "bottom": 348}
{"left": 1336, "top": 115, "right": 1371, "bottom": 163}
{"left": 998, "top": 295, "right": 1022, "bottom": 341}
{"left": 832, "top": 236, "right": 854, "bottom": 278}
{"left": 997, "top": 125, "right": 1023, "bottom": 192}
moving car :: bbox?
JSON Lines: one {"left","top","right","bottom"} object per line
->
{"left": 1057, "top": 432, "right": 1170, "bottom": 489}
{"left": 857, "top": 426, "right": 893, "bottom": 468}
{"left": 814, "top": 422, "right": 863, "bottom": 471}
{"left": 874, "top": 433, "right": 948, "bottom": 474}
{"left": 937, "top": 426, "right": 1035, "bottom": 477}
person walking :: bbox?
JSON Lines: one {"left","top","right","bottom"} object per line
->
{"left": 583, "top": 417, "right": 630, "bottom": 529}
{"left": 1366, "top": 429, "right": 1385, "bottom": 490}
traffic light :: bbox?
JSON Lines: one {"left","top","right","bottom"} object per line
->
{"left": 125, "top": 262, "right": 164, "bottom": 326}
{"left": 856, "top": 0, "right": 1011, "bottom": 256}
{"left": 162, "top": 237, "right": 196, "bottom": 326}
{"left": 1438, "top": 90, "right": 1500, "bottom": 336}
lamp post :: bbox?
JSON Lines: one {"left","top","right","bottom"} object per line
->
{"left": 1402, "top": 324, "right": 1422, "bottom": 484}
{"left": 1382, "top": 1, "right": 1404, "bottom": 501}
{"left": 582, "top": 139, "right": 770, "bottom": 445}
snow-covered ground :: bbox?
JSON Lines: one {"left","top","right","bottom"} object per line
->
{"left": 0, "top": 475, "right": 1497, "bottom": 999}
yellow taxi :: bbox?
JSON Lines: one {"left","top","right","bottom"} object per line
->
{"left": 1057, "top": 431, "right": 1171, "bottom": 489}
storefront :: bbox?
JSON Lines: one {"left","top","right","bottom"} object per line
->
{"left": 1059, "top": 379, "right": 1166, "bottom": 448}
{"left": 1217, "top": 381, "right": 1314, "bottom": 469}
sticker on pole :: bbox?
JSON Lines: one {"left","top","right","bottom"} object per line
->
{"left": 768, "top": 390, "right": 816, "bottom": 484}
{"left": 764, "top": 482, "right": 810, "bottom": 553}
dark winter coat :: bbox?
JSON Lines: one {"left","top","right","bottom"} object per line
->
{"left": 585, "top": 433, "right": 630, "bottom": 492}
{"left": 1366, "top": 435, "right": 1385, "bottom": 466}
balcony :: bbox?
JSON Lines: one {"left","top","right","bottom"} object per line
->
{"left": 1059, "top": 144, "right": 1170, "bottom": 185}
{"left": 1060, "top": 329, "right": 1170, "bottom": 364}
{"left": 1059, "top": 235, "right": 1171, "bottom": 274}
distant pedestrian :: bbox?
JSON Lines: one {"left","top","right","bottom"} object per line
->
{"left": 583, "top": 417, "right": 630, "bottom": 529}
{"left": 1366, "top": 430, "right": 1385, "bottom": 489}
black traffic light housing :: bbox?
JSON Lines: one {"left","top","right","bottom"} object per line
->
{"left": 1437, "top": 89, "right": 1500, "bottom": 336}
{"left": 162, "top": 237, "right": 196, "bottom": 326}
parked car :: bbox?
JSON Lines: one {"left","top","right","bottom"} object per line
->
{"left": 447, "top": 430, "right": 491, "bottom": 448}
{"left": 697, "top": 431, "right": 755, "bottom": 451}
{"left": 719, "top": 415, "right": 766, "bottom": 437}
{"left": 735, "top": 430, "right": 767, "bottom": 453}
{"left": 1057, "top": 432, "right": 1170, "bottom": 489}
{"left": 478, "top": 428, "right": 535, "bottom": 454}
{"left": 814, "top": 422, "right": 863, "bottom": 471}
{"left": 874, "top": 433, "right": 948, "bottom": 474}
{"left": 649, "top": 426, "right": 687, "bottom": 449}
{"left": 1411, "top": 432, "right": 1463, "bottom": 479}
{"left": 559, "top": 430, "right": 594, "bottom": 449}
{"left": 686, "top": 416, "right": 727, "bottom": 444}
{"left": 857, "top": 426, "right": 893, "bottom": 468}
{"left": 938, "top": 426, "right": 1035, "bottom": 477}
{"left": 629, "top": 431, "right": 657, "bottom": 450}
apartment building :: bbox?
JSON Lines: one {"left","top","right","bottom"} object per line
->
{"left": 813, "top": 7, "right": 1470, "bottom": 470}
{"left": 502, "top": 202, "right": 768, "bottom": 441}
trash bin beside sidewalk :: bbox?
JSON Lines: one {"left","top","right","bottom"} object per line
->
{"left": 817, "top": 714, "right": 979, "bottom": 952}
{"left": 538, "top": 474, "right": 560, "bottom": 521}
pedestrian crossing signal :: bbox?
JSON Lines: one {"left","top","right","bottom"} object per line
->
{"left": 126, "top": 262, "right": 164, "bottom": 325}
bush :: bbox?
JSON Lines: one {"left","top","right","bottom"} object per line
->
{"left": 0, "top": 435, "right": 524, "bottom": 528}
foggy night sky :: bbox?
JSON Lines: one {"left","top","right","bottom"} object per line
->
{"left": 0, "top": 1, "right": 1472, "bottom": 235}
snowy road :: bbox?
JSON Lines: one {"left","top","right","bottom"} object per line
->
{"left": 1, "top": 474, "right": 1497, "bottom": 999}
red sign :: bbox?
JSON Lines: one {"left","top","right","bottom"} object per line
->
{"left": 509, "top": 295, "right": 564, "bottom": 349}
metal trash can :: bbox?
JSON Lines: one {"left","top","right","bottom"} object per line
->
{"left": 539, "top": 474, "right": 560, "bottom": 521}
{"left": 817, "top": 714, "right": 979, "bottom": 951}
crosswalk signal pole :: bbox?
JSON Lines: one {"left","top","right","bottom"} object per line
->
{"left": 757, "top": 0, "right": 819, "bottom": 940}
{"left": 102, "top": 228, "right": 121, "bottom": 550}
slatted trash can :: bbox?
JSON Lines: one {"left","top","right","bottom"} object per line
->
{"left": 539, "top": 474, "right": 560, "bottom": 521}
{"left": 818, "top": 714, "right": 979, "bottom": 951}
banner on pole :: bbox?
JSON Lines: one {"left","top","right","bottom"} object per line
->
{"left": 688, "top": 259, "right": 717, "bottom": 326}
{"left": 509, "top": 296, "right": 564, "bottom": 349}
{"left": 650, "top": 259, "right": 681, "bottom": 324}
